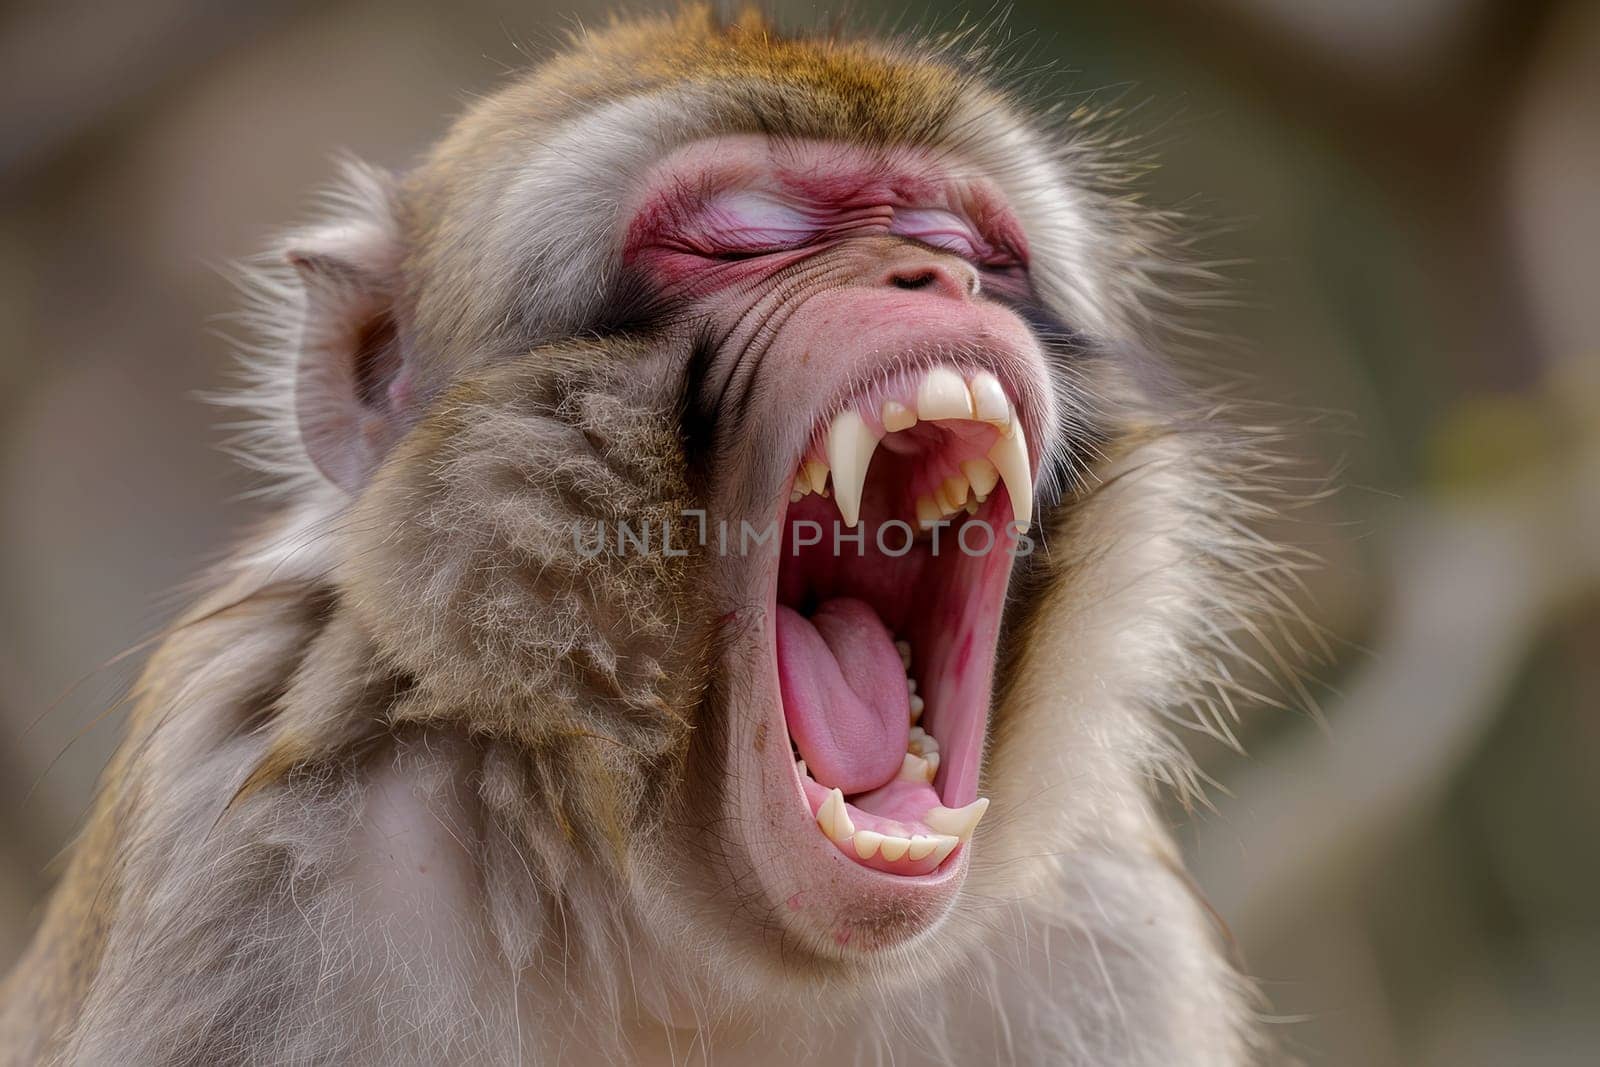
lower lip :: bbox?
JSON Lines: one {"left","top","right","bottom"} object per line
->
{"left": 745, "top": 702, "right": 971, "bottom": 951}
{"left": 726, "top": 510, "right": 1018, "bottom": 952}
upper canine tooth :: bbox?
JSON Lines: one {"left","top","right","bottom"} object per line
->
{"left": 817, "top": 788, "right": 855, "bottom": 843}
{"left": 986, "top": 413, "right": 1032, "bottom": 529}
{"left": 825, "top": 410, "right": 880, "bottom": 528}
{"left": 924, "top": 798, "right": 989, "bottom": 842}
{"left": 959, "top": 458, "right": 1000, "bottom": 501}
{"left": 915, "top": 495, "right": 942, "bottom": 530}
{"left": 969, "top": 372, "right": 1009, "bottom": 425}
{"left": 916, "top": 367, "right": 974, "bottom": 422}
{"left": 881, "top": 400, "right": 917, "bottom": 433}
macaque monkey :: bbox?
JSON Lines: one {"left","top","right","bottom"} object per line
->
{"left": 1, "top": 7, "right": 1300, "bottom": 1064}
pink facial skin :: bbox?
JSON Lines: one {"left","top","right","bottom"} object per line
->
{"left": 629, "top": 136, "right": 1058, "bottom": 956}
{"left": 623, "top": 135, "right": 1030, "bottom": 296}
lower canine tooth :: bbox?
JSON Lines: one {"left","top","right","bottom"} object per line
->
{"left": 928, "top": 834, "right": 960, "bottom": 864}
{"left": 853, "top": 829, "right": 884, "bottom": 859}
{"left": 895, "top": 639, "right": 911, "bottom": 668}
{"left": 817, "top": 788, "right": 854, "bottom": 843}
{"left": 908, "top": 694, "right": 925, "bottom": 722}
{"left": 924, "top": 798, "right": 989, "bottom": 841}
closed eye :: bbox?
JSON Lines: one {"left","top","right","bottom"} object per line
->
{"left": 888, "top": 208, "right": 980, "bottom": 261}
{"left": 662, "top": 192, "right": 1022, "bottom": 271}
{"left": 690, "top": 192, "right": 822, "bottom": 255}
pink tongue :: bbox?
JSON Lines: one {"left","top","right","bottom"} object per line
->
{"left": 777, "top": 598, "right": 911, "bottom": 794}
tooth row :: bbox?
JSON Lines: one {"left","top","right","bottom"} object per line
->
{"left": 895, "top": 370, "right": 1015, "bottom": 437}
{"left": 899, "top": 369, "right": 1031, "bottom": 529}
{"left": 912, "top": 433, "right": 1028, "bottom": 530}
{"left": 853, "top": 829, "right": 958, "bottom": 864}
{"left": 814, "top": 367, "right": 1032, "bottom": 532}
{"left": 814, "top": 789, "right": 990, "bottom": 863}
{"left": 897, "top": 637, "right": 925, "bottom": 725}
{"left": 898, "top": 718, "right": 940, "bottom": 780}
{"left": 916, "top": 470, "right": 975, "bottom": 529}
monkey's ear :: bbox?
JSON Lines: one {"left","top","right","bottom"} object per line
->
{"left": 283, "top": 170, "right": 409, "bottom": 496}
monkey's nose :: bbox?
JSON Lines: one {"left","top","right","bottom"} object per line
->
{"left": 880, "top": 254, "right": 980, "bottom": 300}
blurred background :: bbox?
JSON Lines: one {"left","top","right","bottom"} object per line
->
{"left": 1, "top": 1, "right": 1596, "bottom": 1062}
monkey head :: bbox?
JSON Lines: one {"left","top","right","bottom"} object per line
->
{"left": 238, "top": 5, "right": 1260, "bottom": 1014}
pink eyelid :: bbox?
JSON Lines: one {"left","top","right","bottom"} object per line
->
{"left": 886, "top": 207, "right": 980, "bottom": 259}
{"left": 682, "top": 193, "right": 998, "bottom": 262}
{"left": 693, "top": 192, "right": 820, "bottom": 252}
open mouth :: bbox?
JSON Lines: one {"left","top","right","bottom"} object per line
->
{"left": 771, "top": 365, "right": 1034, "bottom": 879}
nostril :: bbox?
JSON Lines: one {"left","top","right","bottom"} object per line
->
{"left": 883, "top": 260, "right": 980, "bottom": 299}
{"left": 892, "top": 271, "right": 937, "bottom": 291}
